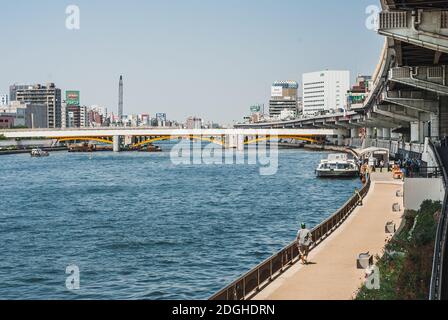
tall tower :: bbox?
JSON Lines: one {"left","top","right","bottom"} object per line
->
{"left": 118, "top": 75, "right": 123, "bottom": 121}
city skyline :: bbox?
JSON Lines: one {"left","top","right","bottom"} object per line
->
{"left": 0, "top": 0, "right": 383, "bottom": 124}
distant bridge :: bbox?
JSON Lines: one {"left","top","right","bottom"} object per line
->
{"left": 0, "top": 128, "right": 346, "bottom": 151}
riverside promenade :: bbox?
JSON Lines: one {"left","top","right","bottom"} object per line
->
{"left": 254, "top": 172, "right": 404, "bottom": 300}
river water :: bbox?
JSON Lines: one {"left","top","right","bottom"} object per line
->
{"left": 0, "top": 146, "right": 360, "bottom": 299}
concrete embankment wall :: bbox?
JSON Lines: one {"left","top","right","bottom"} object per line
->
{"left": 0, "top": 139, "right": 56, "bottom": 148}
{"left": 404, "top": 178, "right": 445, "bottom": 211}
{"left": 303, "top": 144, "right": 351, "bottom": 153}
{"left": 0, "top": 147, "right": 67, "bottom": 156}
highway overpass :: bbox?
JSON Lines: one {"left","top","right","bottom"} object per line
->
{"left": 235, "top": 0, "right": 448, "bottom": 301}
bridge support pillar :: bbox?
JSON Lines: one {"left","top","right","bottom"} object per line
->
{"left": 430, "top": 112, "right": 440, "bottom": 140}
{"left": 377, "top": 128, "right": 384, "bottom": 140}
{"left": 113, "top": 135, "right": 121, "bottom": 152}
{"left": 225, "top": 134, "right": 245, "bottom": 150}
{"left": 337, "top": 134, "right": 344, "bottom": 146}
{"left": 237, "top": 135, "right": 245, "bottom": 151}
{"left": 364, "top": 128, "right": 374, "bottom": 148}
{"left": 411, "top": 121, "right": 424, "bottom": 143}
{"left": 383, "top": 128, "right": 391, "bottom": 140}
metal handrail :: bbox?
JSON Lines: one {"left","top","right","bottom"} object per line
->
{"left": 210, "top": 178, "right": 372, "bottom": 301}
{"left": 429, "top": 140, "right": 448, "bottom": 300}
{"left": 406, "top": 167, "right": 444, "bottom": 179}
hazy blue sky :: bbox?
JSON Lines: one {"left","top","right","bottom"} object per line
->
{"left": 0, "top": 0, "right": 383, "bottom": 124}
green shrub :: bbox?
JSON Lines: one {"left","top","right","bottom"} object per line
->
{"left": 357, "top": 200, "right": 441, "bottom": 300}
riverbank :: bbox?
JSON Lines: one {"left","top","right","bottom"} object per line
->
{"left": 0, "top": 146, "right": 67, "bottom": 156}
{"left": 356, "top": 200, "right": 441, "bottom": 300}
{"left": 253, "top": 172, "right": 404, "bottom": 300}
{"left": 303, "top": 144, "right": 352, "bottom": 153}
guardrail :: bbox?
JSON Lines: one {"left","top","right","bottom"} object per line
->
{"left": 210, "top": 179, "right": 372, "bottom": 301}
{"left": 408, "top": 167, "right": 444, "bottom": 179}
{"left": 379, "top": 11, "right": 409, "bottom": 29}
{"left": 430, "top": 140, "right": 448, "bottom": 300}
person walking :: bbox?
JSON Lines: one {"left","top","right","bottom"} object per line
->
{"left": 297, "top": 223, "right": 313, "bottom": 265}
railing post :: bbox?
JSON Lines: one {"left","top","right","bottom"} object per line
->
{"left": 243, "top": 279, "right": 246, "bottom": 300}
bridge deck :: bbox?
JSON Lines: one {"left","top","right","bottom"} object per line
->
{"left": 253, "top": 172, "right": 404, "bottom": 300}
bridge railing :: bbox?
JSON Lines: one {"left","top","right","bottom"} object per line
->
{"left": 379, "top": 11, "right": 409, "bottom": 30}
{"left": 210, "top": 179, "right": 371, "bottom": 301}
{"left": 430, "top": 140, "right": 448, "bottom": 300}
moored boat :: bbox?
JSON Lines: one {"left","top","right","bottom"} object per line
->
{"left": 30, "top": 148, "right": 50, "bottom": 157}
{"left": 316, "top": 153, "right": 359, "bottom": 178}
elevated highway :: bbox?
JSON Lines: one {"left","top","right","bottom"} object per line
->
{"left": 238, "top": 0, "right": 448, "bottom": 149}
{"left": 231, "top": 0, "right": 448, "bottom": 300}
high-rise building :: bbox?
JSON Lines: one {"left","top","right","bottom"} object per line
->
{"left": 302, "top": 70, "right": 350, "bottom": 116}
{"left": 186, "top": 116, "right": 203, "bottom": 129}
{"left": 0, "top": 94, "right": 8, "bottom": 106}
{"left": 156, "top": 113, "right": 167, "bottom": 127}
{"left": 0, "top": 115, "right": 14, "bottom": 128}
{"left": 269, "top": 81, "right": 299, "bottom": 119}
{"left": 14, "top": 83, "right": 62, "bottom": 128}
{"left": 9, "top": 84, "right": 31, "bottom": 101}
{"left": 347, "top": 75, "right": 372, "bottom": 110}
{"left": 62, "top": 91, "right": 81, "bottom": 128}
{"left": 1, "top": 101, "right": 46, "bottom": 128}
{"left": 25, "top": 104, "right": 48, "bottom": 129}
{"left": 80, "top": 106, "right": 88, "bottom": 128}
{"left": 140, "top": 114, "right": 150, "bottom": 126}
{"left": 118, "top": 75, "right": 123, "bottom": 121}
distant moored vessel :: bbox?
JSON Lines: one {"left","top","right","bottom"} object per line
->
{"left": 30, "top": 148, "right": 49, "bottom": 157}
{"left": 316, "top": 154, "right": 359, "bottom": 178}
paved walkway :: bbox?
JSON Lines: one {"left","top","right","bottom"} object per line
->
{"left": 254, "top": 172, "right": 404, "bottom": 300}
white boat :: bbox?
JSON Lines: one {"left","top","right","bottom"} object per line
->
{"left": 316, "top": 153, "right": 359, "bottom": 178}
{"left": 31, "top": 148, "right": 49, "bottom": 157}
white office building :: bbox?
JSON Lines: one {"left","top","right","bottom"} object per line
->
{"left": 0, "top": 94, "right": 8, "bottom": 106}
{"left": 302, "top": 70, "right": 350, "bottom": 116}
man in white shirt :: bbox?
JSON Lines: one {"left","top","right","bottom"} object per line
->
{"left": 297, "top": 223, "right": 313, "bottom": 265}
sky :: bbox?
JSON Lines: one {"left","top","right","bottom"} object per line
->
{"left": 0, "top": 0, "right": 384, "bottom": 124}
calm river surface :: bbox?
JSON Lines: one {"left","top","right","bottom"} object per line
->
{"left": 0, "top": 146, "right": 360, "bottom": 299}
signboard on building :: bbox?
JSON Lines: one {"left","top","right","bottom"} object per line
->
{"left": 250, "top": 105, "right": 261, "bottom": 114}
{"left": 66, "top": 91, "right": 80, "bottom": 106}
{"left": 271, "top": 86, "right": 283, "bottom": 98}
{"left": 348, "top": 94, "right": 367, "bottom": 105}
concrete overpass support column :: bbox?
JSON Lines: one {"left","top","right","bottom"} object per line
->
{"left": 383, "top": 128, "right": 391, "bottom": 140}
{"left": 411, "top": 122, "right": 424, "bottom": 143}
{"left": 364, "top": 128, "right": 374, "bottom": 148}
{"left": 377, "top": 128, "right": 384, "bottom": 140}
{"left": 430, "top": 113, "right": 440, "bottom": 140}
{"left": 337, "top": 134, "right": 344, "bottom": 146}
{"left": 440, "top": 96, "right": 448, "bottom": 138}
{"left": 113, "top": 135, "right": 121, "bottom": 152}
{"left": 350, "top": 128, "right": 358, "bottom": 147}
